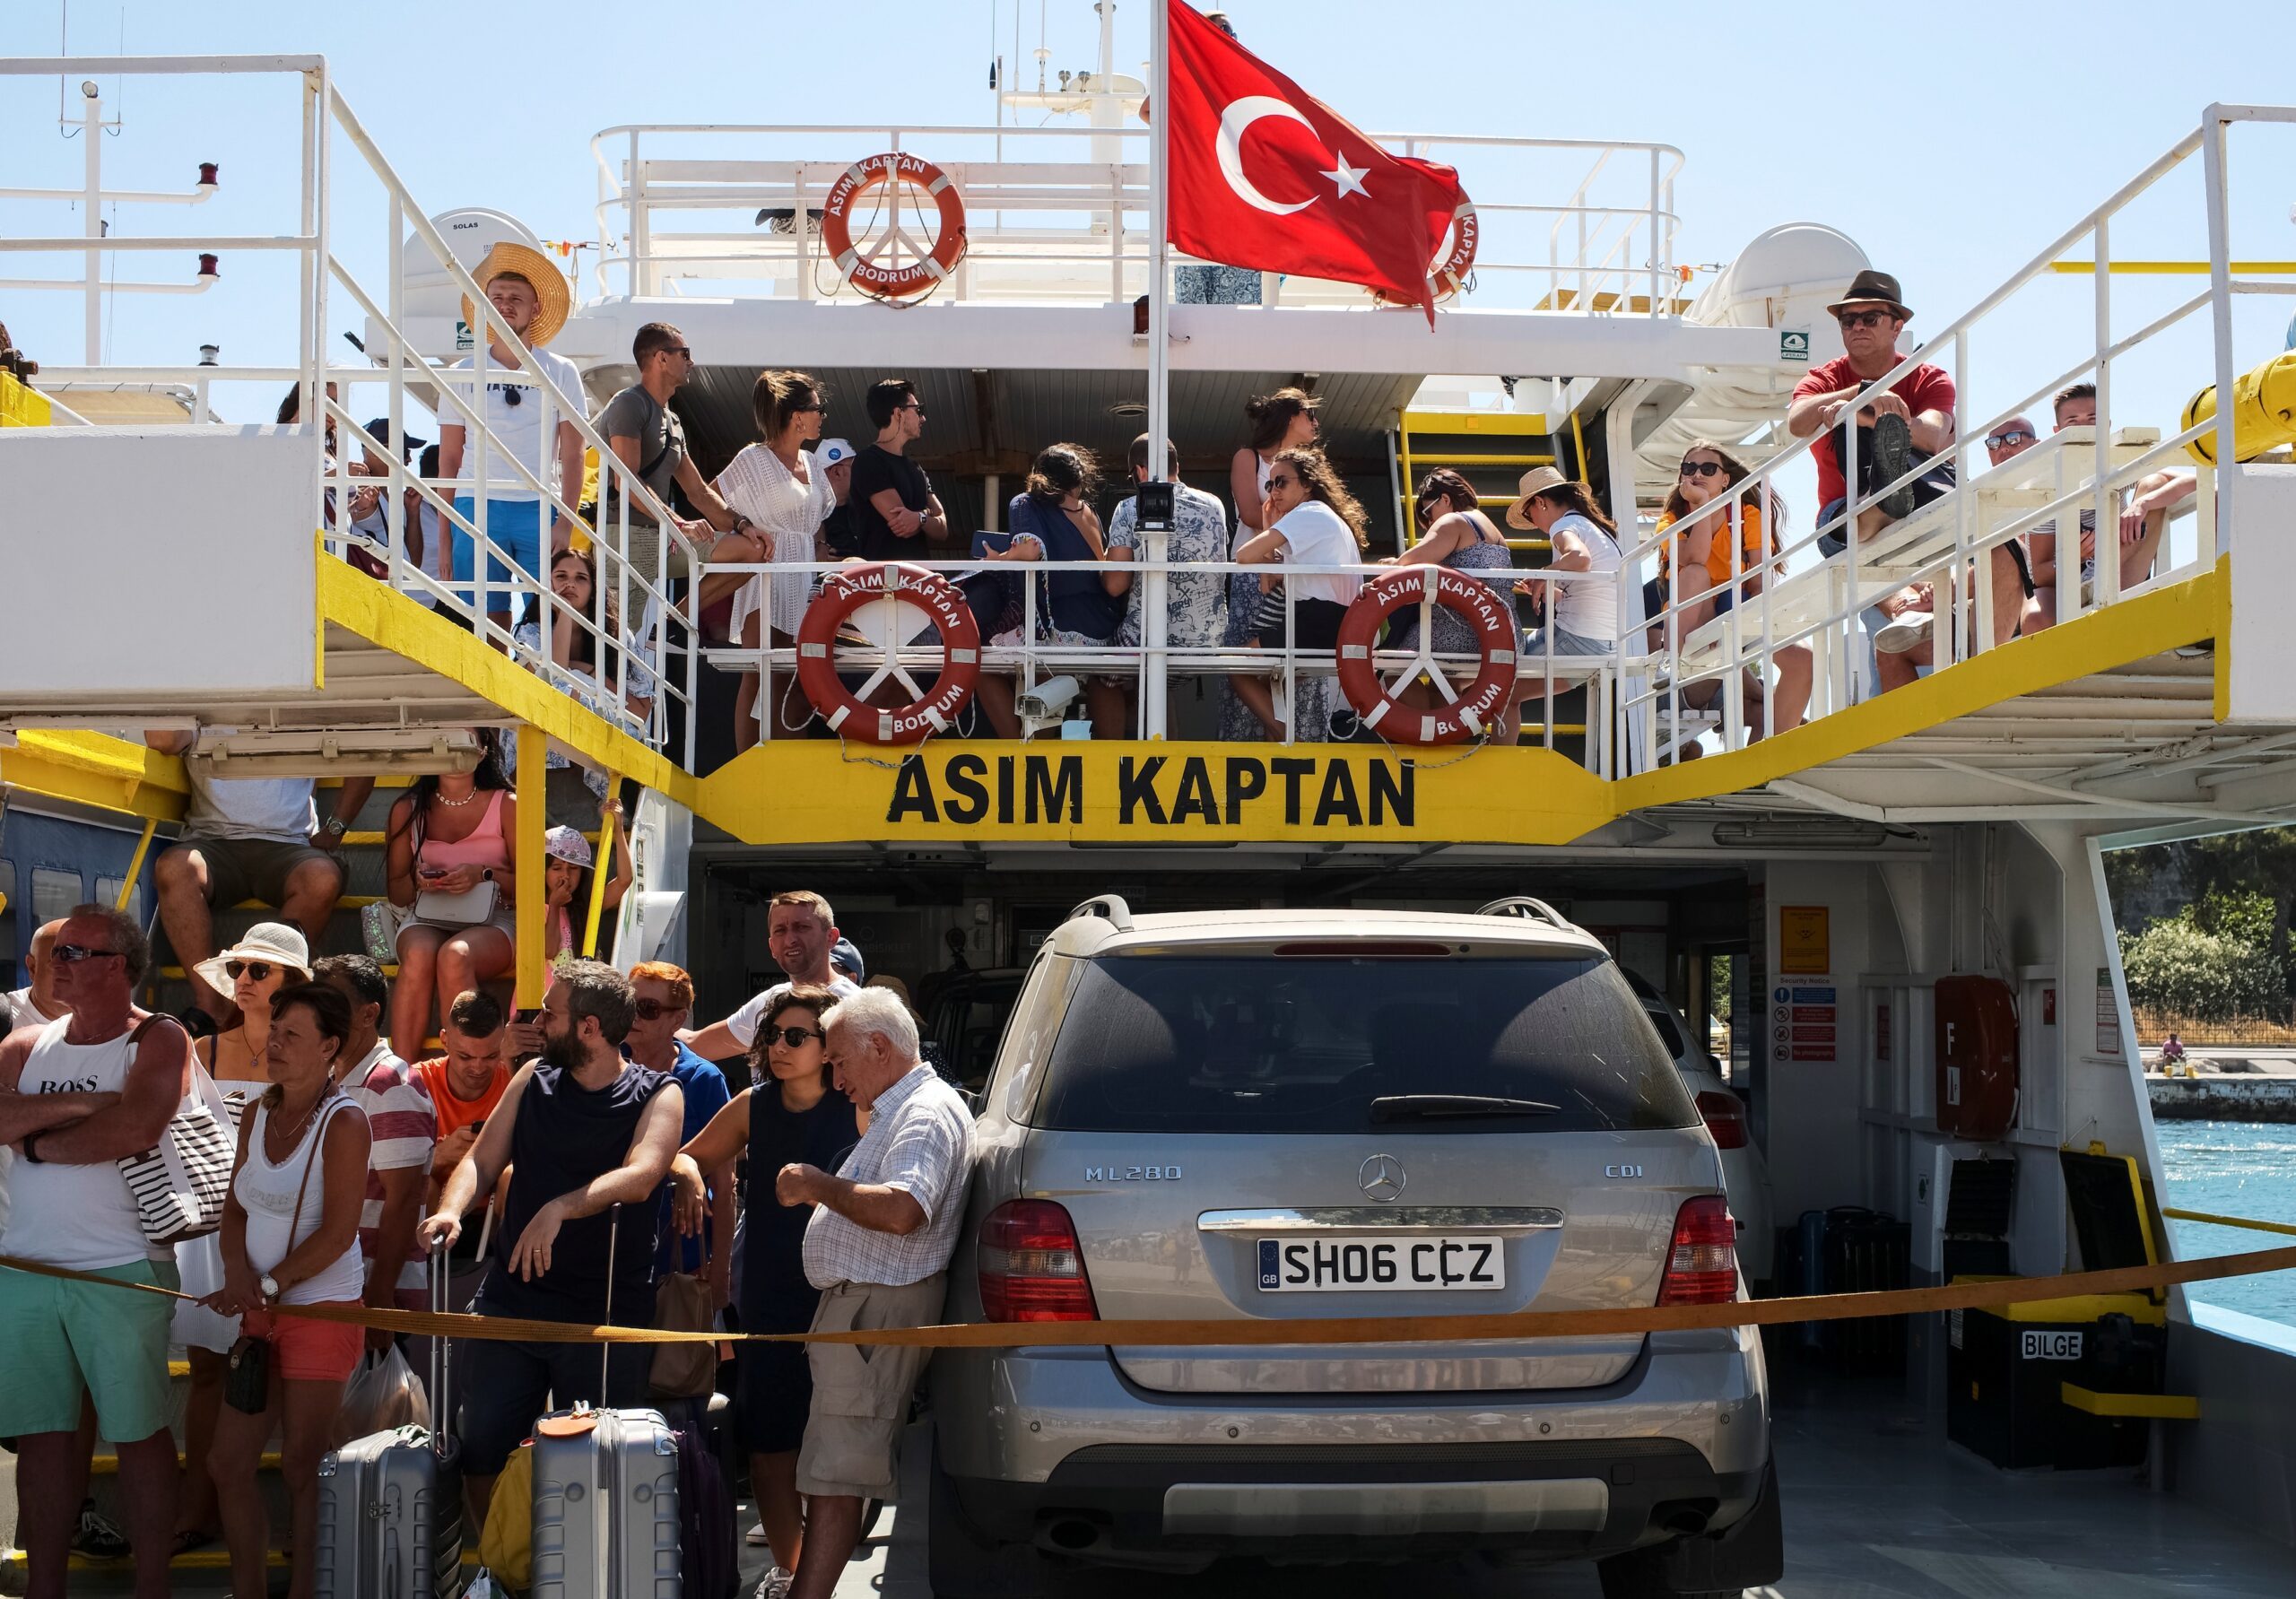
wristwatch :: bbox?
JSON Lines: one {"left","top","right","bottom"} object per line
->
{"left": 259, "top": 1273, "right": 281, "bottom": 1302}
{"left": 322, "top": 816, "right": 349, "bottom": 839}
{"left": 483, "top": 867, "right": 495, "bottom": 882}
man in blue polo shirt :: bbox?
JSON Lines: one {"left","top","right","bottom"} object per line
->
{"left": 626, "top": 960, "right": 734, "bottom": 1295}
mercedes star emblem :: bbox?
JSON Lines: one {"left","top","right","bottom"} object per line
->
{"left": 1359, "top": 1153, "right": 1405, "bottom": 1202}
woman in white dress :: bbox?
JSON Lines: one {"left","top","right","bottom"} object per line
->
{"left": 713, "top": 371, "right": 840, "bottom": 748}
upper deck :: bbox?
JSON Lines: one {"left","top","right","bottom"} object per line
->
{"left": 4, "top": 60, "right": 2296, "bottom": 863}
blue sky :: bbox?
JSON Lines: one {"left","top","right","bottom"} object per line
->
{"left": 4, "top": 0, "right": 2292, "bottom": 493}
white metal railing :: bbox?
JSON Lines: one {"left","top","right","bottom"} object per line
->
{"left": 1616, "top": 103, "right": 2294, "bottom": 771}
{"left": 0, "top": 56, "right": 706, "bottom": 769}
{"left": 700, "top": 553, "right": 1608, "bottom": 758}
{"left": 588, "top": 122, "right": 1679, "bottom": 312}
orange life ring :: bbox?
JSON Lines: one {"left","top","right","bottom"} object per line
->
{"left": 1335, "top": 565, "right": 1517, "bottom": 744}
{"left": 819, "top": 152, "right": 968, "bottom": 303}
{"left": 796, "top": 563, "right": 981, "bottom": 743}
{"left": 1376, "top": 200, "right": 1479, "bottom": 308}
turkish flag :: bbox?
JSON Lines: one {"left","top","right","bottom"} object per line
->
{"left": 1163, "top": 0, "right": 1466, "bottom": 322}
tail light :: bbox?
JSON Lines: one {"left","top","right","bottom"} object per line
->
{"left": 978, "top": 1199, "right": 1099, "bottom": 1322}
{"left": 1695, "top": 1090, "right": 1750, "bottom": 1150}
{"left": 1657, "top": 1195, "right": 1739, "bottom": 1306}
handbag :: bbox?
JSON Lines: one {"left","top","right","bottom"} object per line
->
{"left": 361, "top": 898, "right": 413, "bottom": 960}
{"left": 648, "top": 1272, "right": 718, "bottom": 1400}
{"left": 413, "top": 879, "right": 501, "bottom": 927}
{"left": 117, "top": 1016, "right": 237, "bottom": 1246}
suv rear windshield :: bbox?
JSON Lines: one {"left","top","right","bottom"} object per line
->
{"left": 1032, "top": 952, "right": 1696, "bottom": 1134}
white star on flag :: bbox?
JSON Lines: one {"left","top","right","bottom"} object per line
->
{"left": 1321, "top": 155, "right": 1370, "bottom": 200}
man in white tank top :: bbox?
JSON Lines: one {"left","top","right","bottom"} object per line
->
{"left": 0, "top": 904, "right": 189, "bottom": 1599}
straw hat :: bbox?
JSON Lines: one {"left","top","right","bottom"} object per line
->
{"left": 459, "top": 240, "right": 571, "bottom": 351}
{"left": 1503, "top": 465, "right": 1570, "bottom": 532}
{"left": 193, "top": 921, "right": 312, "bottom": 995}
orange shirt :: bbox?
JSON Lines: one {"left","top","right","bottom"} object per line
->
{"left": 412, "top": 1056, "right": 510, "bottom": 1143}
{"left": 1655, "top": 501, "right": 1772, "bottom": 591}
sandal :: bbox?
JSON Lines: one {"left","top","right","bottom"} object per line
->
{"left": 1871, "top": 411, "right": 1916, "bottom": 522}
{"left": 170, "top": 1528, "right": 218, "bottom": 1557}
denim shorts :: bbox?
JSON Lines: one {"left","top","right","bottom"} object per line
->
{"left": 448, "top": 496, "right": 546, "bottom": 604}
{"left": 1519, "top": 623, "right": 1612, "bottom": 660}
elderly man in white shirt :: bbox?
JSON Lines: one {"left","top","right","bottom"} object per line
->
{"left": 777, "top": 986, "right": 974, "bottom": 1599}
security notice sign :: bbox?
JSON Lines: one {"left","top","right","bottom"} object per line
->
{"left": 1772, "top": 978, "right": 1839, "bottom": 1063}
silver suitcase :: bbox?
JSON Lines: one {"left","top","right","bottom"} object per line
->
{"left": 530, "top": 1403, "right": 683, "bottom": 1598}
{"left": 314, "top": 1247, "right": 465, "bottom": 1598}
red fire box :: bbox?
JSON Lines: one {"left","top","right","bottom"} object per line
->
{"left": 1935, "top": 975, "right": 2019, "bottom": 1141}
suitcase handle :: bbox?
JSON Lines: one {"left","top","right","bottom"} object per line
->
{"left": 430, "top": 1240, "right": 453, "bottom": 1460}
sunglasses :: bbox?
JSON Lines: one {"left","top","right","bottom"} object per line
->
{"left": 1265, "top": 474, "right": 1300, "bottom": 490}
{"left": 632, "top": 998, "right": 689, "bottom": 1021}
{"left": 492, "top": 384, "right": 524, "bottom": 408}
{"left": 52, "top": 944, "right": 123, "bottom": 965}
{"left": 1985, "top": 429, "right": 2033, "bottom": 450}
{"left": 225, "top": 960, "right": 278, "bottom": 982}
{"left": 1678, "top": 460, "right": 1726, "bottom": 479}
{"left": 1836, "top": 309, "right": 1892, "bottom": 330}
{"left": 764, "top": 1025, "right": 824, "bottom": 1049}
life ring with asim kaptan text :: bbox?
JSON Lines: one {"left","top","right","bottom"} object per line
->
{"left": 796, "top": 562, "right": 981, "bottom": 743}
{"left": 1335, "top": 565, "right": 1517, "bottom": 745}
{"left": 1374, "top": 199, "right": 1479, "bottom": 309}
{"left": 819, "top": 152, "right": 969, "bottom": 303}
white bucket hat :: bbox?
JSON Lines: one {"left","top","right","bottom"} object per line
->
{"left": 193, "top": 920, "right": 312, "bottom": 994}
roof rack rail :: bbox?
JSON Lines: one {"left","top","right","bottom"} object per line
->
{"left": 1474, "top": 896, "right": 1577, "bottom": 931}
{"left": 1067, "top": 894, "right": 1135, "bottom": 932}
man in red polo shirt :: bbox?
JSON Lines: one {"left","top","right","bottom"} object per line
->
{"left": 1787, "top": 269, "right": 2031, "bottom": 691}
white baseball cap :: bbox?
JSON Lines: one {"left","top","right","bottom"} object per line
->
{"left": 817, "top": 438, "right": 857, "bottom": 468}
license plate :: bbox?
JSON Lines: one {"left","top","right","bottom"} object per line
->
{"left": 1257, "top": 1236, "right": 1506, "bottom": 1292}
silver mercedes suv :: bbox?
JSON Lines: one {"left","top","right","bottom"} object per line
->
{"left": 928, "top": 898, "right": 1781, "bottom": 1598}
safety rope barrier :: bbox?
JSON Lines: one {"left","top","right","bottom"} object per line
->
{"left": 6, "top": 1235, "right": 2296, "bottom": 1350}
{"left": 2161, "top": 1206, "right": 2296, "bottom": 1239}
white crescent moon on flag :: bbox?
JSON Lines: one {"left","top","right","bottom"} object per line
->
{"left": 1215, "top": 96, "right": 1320, "bottom": 216}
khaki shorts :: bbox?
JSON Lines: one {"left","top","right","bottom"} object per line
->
{"left": 178, "top": 833, "right": 338, "bottom": 910}
{"left": 795, "top": 1274, "right": 946, "bottom": 1499}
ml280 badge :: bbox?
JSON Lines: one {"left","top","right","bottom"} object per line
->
{"left": 1084, "top": 1164, "right": 1183, "bottom": 1182}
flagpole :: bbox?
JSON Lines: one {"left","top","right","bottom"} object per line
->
{"left": 1143, "top": 0, "right": 1172, "bottom": 740}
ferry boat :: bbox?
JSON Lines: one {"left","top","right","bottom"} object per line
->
{"left": 5, "top": 27, "right": 2296, "bottom": 1596}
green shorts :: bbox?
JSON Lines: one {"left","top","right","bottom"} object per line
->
{"left": 0, "top": 1258, "right": 180, "bottom": 1442}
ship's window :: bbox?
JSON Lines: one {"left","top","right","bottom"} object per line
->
{"left": 31, "top": 868, "right": 83, "bottom": 926}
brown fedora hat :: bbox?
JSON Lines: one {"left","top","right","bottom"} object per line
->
{"left": 1826, "top": 268, "right": 1912, "bottom": 321}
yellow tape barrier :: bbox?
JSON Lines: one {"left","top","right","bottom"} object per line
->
{"left": 6, "top": 1238, "right": 2296, "bottom": 1350}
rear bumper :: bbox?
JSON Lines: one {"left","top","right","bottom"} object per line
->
{"left": 940, "top": 1437, "right": 1767, "bottom": 1567}
{"left": 931, "top": 1322, "right": 1769, "bottom": 1560}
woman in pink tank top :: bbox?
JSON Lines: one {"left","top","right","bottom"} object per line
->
{"left": 382, "top": 742, "right": 520, "bottom": 1062}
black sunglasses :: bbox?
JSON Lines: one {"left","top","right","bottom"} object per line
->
{"left": 764, "top": 1025, "right": 824, "bottom": 1049}
{"left": 632, "top": 998, "right": 689, "bottom": 1021}
{"left": 1265, "top": 474, "right": 1300, "bottom": 490}
{"left": 1679, "top": 460, "right": 1726, "bottom": 479}
{"left": 225, "top": 960, "right": 277, "bottom": 982}
{"left": 53, "top": 944, "right": 123, "bottom": 965}
{"left": 1836, "top": 309, "right": 1892, "bottom": 329}
{"left": 1985, "top": 429, "right": 2033, "bottom": 450}
{"left": 665, "top": 345, "right": 694, "bottom": 360}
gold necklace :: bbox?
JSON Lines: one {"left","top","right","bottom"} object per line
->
{"left": 266, "top": 1087, "right": 332, "bottom": 1156}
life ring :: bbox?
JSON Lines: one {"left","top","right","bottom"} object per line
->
{"left": 796, "top": 563, "right": 981, "bottom": 743}
{"left": 1375, "top": 200, "right": 1479, "bottom": 308}
{"left": 1335, "top": 565, "right": 1517, "bottom": 744}
{"left": 819, "top": 152, "right": 969, "bottom": 303}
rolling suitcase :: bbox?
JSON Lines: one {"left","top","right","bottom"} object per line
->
{"left": 315, "top": 1246, "right": 465, "bottom": 1598}
{"left": 530, "top": 1403, "right": 683, "bottom": 1598}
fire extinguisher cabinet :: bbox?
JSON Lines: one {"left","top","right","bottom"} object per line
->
{"left": 1935, "top": 975, "right": 2019, "bottom": 1141}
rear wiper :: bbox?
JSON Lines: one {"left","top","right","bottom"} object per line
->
{"left": 1369, "top": 1093, "right": 1561, "bottom": 1121}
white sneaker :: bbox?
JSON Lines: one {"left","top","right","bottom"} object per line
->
{"left": 752, "top": 1567, "right": 795, "bottom": 1599}
{"left": 1873, "top": 610, "right": 1935, "bottom": 655}
{"left": 746, "top": 1520, "right": 770, "bottom": 1547}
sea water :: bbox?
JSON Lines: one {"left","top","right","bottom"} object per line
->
{"left": 2156, "top": 1119, "right": 2296, "bottom": 1329}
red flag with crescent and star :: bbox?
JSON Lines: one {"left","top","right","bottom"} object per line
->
{"left": 1163, "top": 0, "right": 1467, "bottom": 323}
